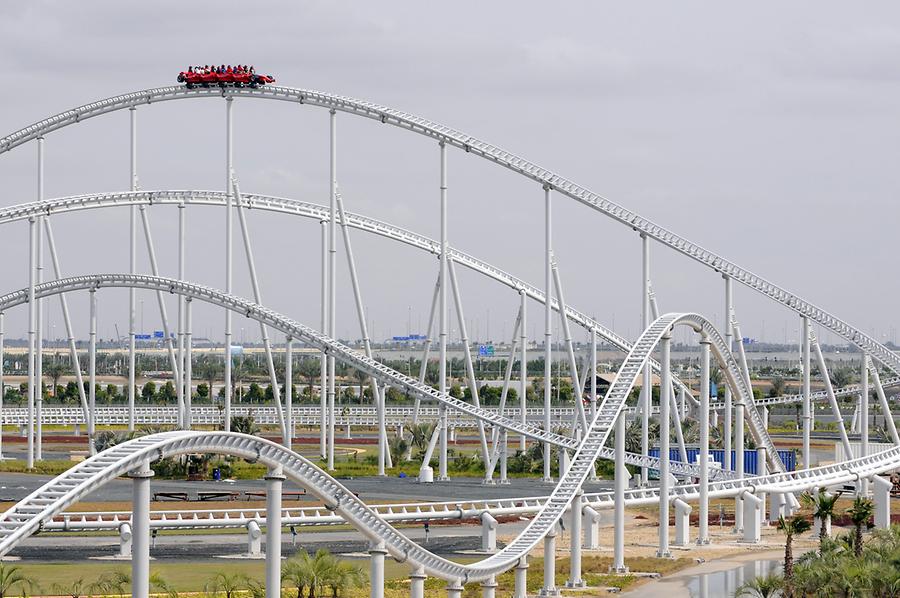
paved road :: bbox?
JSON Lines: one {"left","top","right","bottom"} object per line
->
{"left": 0, "top": 472, "right": 613, "bottom": 504}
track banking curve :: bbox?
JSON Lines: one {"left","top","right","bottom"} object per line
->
{"left": 0, "top": 85, "right": 898, "bottom": 378}
{"left": 0, "top": 274, "right": 759, "bottom": 478}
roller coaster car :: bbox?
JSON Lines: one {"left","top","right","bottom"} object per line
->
{"left": 176, "top": 71, "right": 276, "bottom": 89}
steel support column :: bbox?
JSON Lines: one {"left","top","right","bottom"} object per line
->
{"left": 611, "top": 411, "right": 628, "bottom": 572}
{"left": 566, "top": 491, "right": 584, "bottom": 588}
{"left": 26, "top": 216, "right": 35, "bottom": 468}
{"left": 698, "top": 334, "right": 711, "bottom": 545}
{"left": 284, "top": 337, "right": 293, "bottom": 449}
{"left": 130, "top": 459, "right": 153, "bottom": 598}
{"left": 860, "top": 356, "right": 869, "bottom": 496}
{"left": 410, "top": 566, "right": 426, "bottom": 598}
{"left": 802, "top": 316, "right": 811, "bottom": 469}
{"left": 519, "top": 289, "right": 527, "bottom": 452}
{"left": 320, "top": 219, "right": 328, "bottom": 458}
{"left": 438, "top": 142, "right": 449, "bottom": 481}
{"left": 540, "top": 530, "right": 559, "bottom": 596}
{"left": 35, "top": 138, "right": 44, "bottom": 461}
{"left": 224, "top": 96, "right": 233, "bottom": 432}
{"left": 543, "top": 184, "right": 553, "bottom": 483}
{"left": 657, "top": 331, "right": 672, "bottom": 558}
{"left": 327, "top": 109, "right": 337, "bottom": 471}
{"left": 265, "top": 465, "right": 284, "bottom": 598}
{"left": 723, "top": 276, "right": 733, "bottom": 473}
{"left": 128, "top": 106, "right": 137, "bottom": 432}
{"left": 640, "top": 234, "right": 650, "bottom": 485}
{"left": 369, "top": 540, "right": 386, "bottom": 598}
{"left": 88, "top": 289, "right": 96, "bottom": 454}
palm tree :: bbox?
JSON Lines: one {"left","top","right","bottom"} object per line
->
{"left": 150, "top": 573, "right": 180, "bottom": 598}
{"left": 44, "top": 361, "right": 69, "bottom": 398}
{"left": 52, "top": 577, "right": 90, "bottom": 598}
{"left": 847, "top": 495, "right": 875, "bottom": 557}
{"left": 296, "top": 358, "right": 320, "bottom": 401}
{"left": 282, "top": 550, "right": 335, "bottom": 598}
{"left": 282, "top": 557, "right": 313, "bottom": 598}
{"left": 352, "top": 369, "right": 368, "bottom": 405}
{"left": 204, "top": 571, "right": 251, "bottom": 598}
{"left": 89, "top": 570, "right": 130, "bottom": 596}
{"left": 0, "top": 563, "right": 37, "bottom": 598}
{"left": 778, "top": 514, "right": 811, "bottom": 598}
{"left": 322, "top": 560, "right": 366, "bottom": 597}
{"left": 802, "top": 488, "right": 841, "bottom": 546}
{"left": 196, "top": 357, "right": 222, "bottom": 403}
{"left": 735, "top": 572, "right": 783, "bottom": 597}
{"left": 769, "top": 376, "right": 786, "bottom": 398}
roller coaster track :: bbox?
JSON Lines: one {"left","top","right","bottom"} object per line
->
{"left": 0, "top": 275, "right": 751, "bottom": 479}
{"left": 6, "top": 314, "right": 886, "bottom": 582}
{"left": 1, "top": 85, "right": 897, "bottom": 378}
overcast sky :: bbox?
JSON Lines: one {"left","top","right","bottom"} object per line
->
{"left": 0, "top": 1, "right": 898, "bottom": 350}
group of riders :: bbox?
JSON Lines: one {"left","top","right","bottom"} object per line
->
{"left": 188, "top": 64, "right": 255, "bottom": 76}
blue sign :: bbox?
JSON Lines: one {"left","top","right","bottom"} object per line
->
{"left": 710, "top": 381, "right": 718, "bottom": 398}
{"left": 742, "top": 337, "right": 755, "bottom": 344}
{"left": 153, "top": 330, "right": 165, "bottom": 339}
{"left": 478, "top": 345, "right": 495, "bottom": 357}
{"left": 135, "top": 334, "right": 151, "bottom": 340}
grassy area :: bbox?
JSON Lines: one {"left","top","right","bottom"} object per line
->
{"left": 3, "top": 554, "right": 692, "bottom": 596}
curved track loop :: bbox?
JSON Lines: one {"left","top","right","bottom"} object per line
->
{"left": 0, "top": 85, "right": 896, "bottom": 377}
{"left": 0, "top": 274, "right": 746, "bottom": 478}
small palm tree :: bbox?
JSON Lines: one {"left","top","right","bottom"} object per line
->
{"left": 89, "top": 570, "right": 130, "bottom": 596}
{"left": 735, "top": 572, "right": 783, "bottom": 597}
{"left": 323, "top": 560, "right": 366, "bottom": 597}
{"left": 0, "top": 563, "right": 37, "bottom": 598}
{"left": 847, "top": 495, "right": 875, "bottom": 557}
{"left": 44, "top": 361, "right": 69, "bottom": 398}
{"left": 769, "top": 376, "right": 786, "bottom": 398}
{"left": 282, "top": 557, "right": 313, "bottom": 598}
{"left": 778, "top": 514, "right": 812, "bottom": 598}
{"left": 52, "top": 577, "right": 90, "bottom": 598}
{"left": 203, "top": 571, "right": 251, "bottom": 598}
{"left": 150, "top": 573, "right": 180, "bottom": 598}
{"left": 802, "top": 489, "right": 841, "bottom": 546}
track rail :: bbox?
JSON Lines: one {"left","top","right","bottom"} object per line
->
{"left": 0, "top": 86, "right": 897, "bottom": 378}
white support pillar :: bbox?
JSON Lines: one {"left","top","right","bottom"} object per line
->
{"left": 543, "top": 184, "right": 553, "bottom": 483}
{"left": 769, "top": 493, "right": 784, "bottom": 524}
{"left": 327, "top": 110, "right": 337, "bottom": 472}
{"left": 590, "top": 327, "right": 597, "bottom": 420}
{"left": 698, "top": 334, "right": 711, "bottom": 545}
{"left": 26, "top": 216, "right": 36, "bottom": 469}
{"left": 761, "top": 405, "right": 769, "bottom": 430}
{"left": 35, "top": 138, "right": 44, "bottom": 462}
{"left": 130, "top": 459, "right": 153, "bottom": 598}
{"left": 514, "top": 557, "right": 528, "bottom": 598}
{"left": 118, "top": 522, "right": 133, "bottom": 558}
{"left": 184, "top": 298, "right": 193, "bottom": 429}
{"left": 861, "top": 356, "right": 869, "bottom": 496}
{"left": 320, "top": 219, "right": 328, "bottom": 458}
{"left": 582, "top": 505, "right": 600, "bottom": 550}
{"left": 265, "top": 465, "right": 284, "bottom": 598}
{"left": 284, "top": 337, "right": 293, "bottom": 449}
{"left": 657, "top": 332, "right": 672, "bottom": 559}
{"left": 499, "top": 428, "right": 509, "bottom": 484}
{"left": 446, "top": 580, "right": 464, "bottom": 598}
{"left": 246, "top": 521, "right": 262, "bottom": 557}
{"left": 519, "top": 289, "right": 527, "bottom": 452}
{"left": 377, "top": 382, "right": 386, "bottom": 477}
{"left": 438, "top": 142, "right": 449, "bottom": 481}
{"left": 566, "top": 491, "right": 584, "bottom": 588}
{"left": 612, "top": 411, "right": 628, "bottom": 571}
{"left": 673, "top": 498, "right": 692, "bottom": 546}
{"left": 410, "top": 566, "right": 426, "bottom": 598}
{"left": 369, "top": 540, "right": 386, "bottom": 598}
{"left": 224, "top": 96, "right": 233, "bottom": 433}
{"left": 128, "top": 106, "right": 137, "bottom": 433}
{"left": 481, "top": 512, "right": 498, "bottom": 552}
{"left": 741, "top": 492, "right": 763, "bottom": 544}
{"left": 176, "top": 200, "right": 185, "bottom": 430}
{"left": 481, "top": 576, "right": 497, "bottom": 598}
{"left": 723, "top": 276, "right": 733, "bottom": 474}
{"left": 802, "top": 316, "right": 811, "bottom": 469}
{"left": 88, "top": 289, "right": 97, "bottom": 454}
{"left": 539, "top": 530, "right": 559, "bottom": 596}
{"left": 640, "top": 234, "right": 651, "bottom": 486}
{"left": 874, "top": 476, "right": 892, "bottom": 529}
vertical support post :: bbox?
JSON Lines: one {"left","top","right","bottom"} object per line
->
{"left": 723, "top": 276, "right": 733, "bottom": 473}
{"left": 176, "top": 201, "right": 185, "bottom": 429}
{"left": 499, "top": 428, "right": 509, "bottom": 484}
{"left": 519, "top": 289, "right": 527, "bottom": 452}
{"left": 320, "top": 219, "right": 328, "bottom": 458}
{"left": 35, "top": 138, "right": 44, "bottom": 461}
{"left": 590, "top": 328, "right": 597, "bottom": 420}
{"left": 446, "top": 580, "right": 464, "bottom": 598}
{"left": 369, "top": 540, "right": 386, "bottom": 598}
{"left": 657, "top": 331, "right": 672, "bottom": 558}
{"left": 128, "top": 106, "right": 137, "bottom": 433}
{"left": 481, "top": 576, "right": 497, "bottom": 598}
{"left": 756, "top": 447, "right": 767, "bottom": 521}
{"left": 410, "top": 566, "right": 426, "bottom": 598}
{"left": 874, "top": 476, "right": 892, "bottom": 529}
{"left": 583, "top": 506, "right": 600, "bottom": 550}
{"left": 89, "top": 288, "right": 97, "bottom": 454}
{"left": 514, "top": 558, "right": 528, "bottom": 598}
{"left": 543, "top": 184, "right": 553, "bottom": 483}
{"left": 741, "top": 492, "right": 762, "bottom": 544}
{"left": 26, "top": 216, "right": 36, "bottom": 469}
{"left": 327, "top": 109, "right": 337, "bottom": 471}
{"left": 640, "top": 234, "right": 650, "bottom": 486}
{"left": 566, "top": 491, "right": 584, "bottom": 587}
{"left": 673, "top": 499, "right": 692, "bottom": 546}
{"left": 284, "top": 337, "right": 292, "bottom": 449}
{"left": 698, "top": 334, "right": 711, "bottom": 545}
{"left": 224, "top": 96, "right": 233, "bottom": 432}
{"left": 540, "top": 530, "right": 558, "bottom": 596}
{"left": 438, "top": 141, "right": 449, "bottom": 481}
{"left": 184, "top": 298, "right": 192, "bottom": 429}
{"left": 265, "top": 465, "right": 284, "bottom": 598}
{"left": 611, "top": 411, "right": 628, "bottom": 571}
{"left": 377, "top": 382, "right": 386, "bottom": 476}
{"left": 860, "top": 356, "right": 869, "bottom": 496}
{"left": 802, "top": 316, "right": 811, "bottom": 469}
{"left": 130, "top": 459, "right": 153, "bottom": 598}
{"left": 480, "top": 512, "right": 498, "bottom": 551}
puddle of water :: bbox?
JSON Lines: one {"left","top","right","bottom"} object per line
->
{"left": 687, "top": 558, "right": 781, "bottom": 598}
